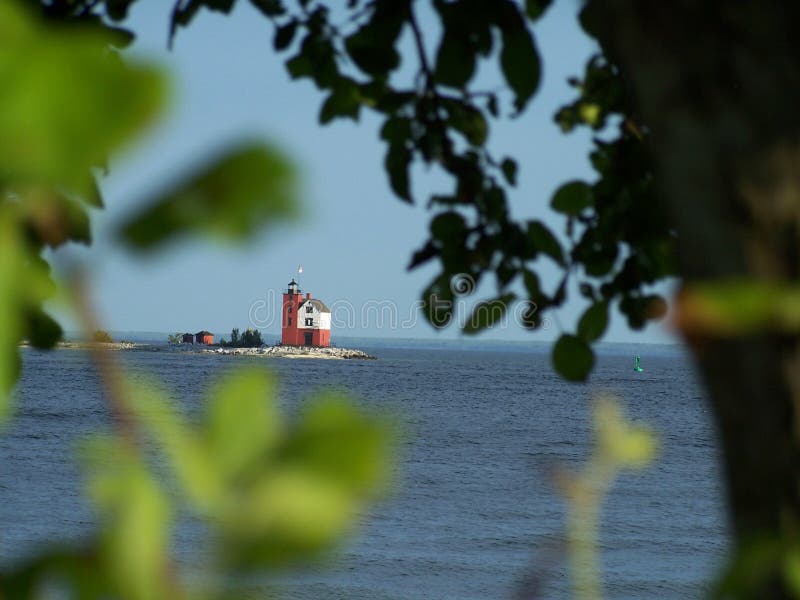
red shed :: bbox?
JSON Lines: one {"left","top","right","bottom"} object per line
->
{"left": 195, "top": 330, "right": 214, "bottom": 345}
{"left": 181, "top": 333, "right": 194, "bottom": 344}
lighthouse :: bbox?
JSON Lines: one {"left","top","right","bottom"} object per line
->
{"left": 281, "top": 279, "right": 331, "bottom": 347}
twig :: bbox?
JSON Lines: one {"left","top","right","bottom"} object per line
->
{"left": 69, "top": 271, "right": 138, "bottom": 447}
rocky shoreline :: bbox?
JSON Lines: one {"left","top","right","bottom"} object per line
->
{"left": 19, "top": 341, "right": 376, "bottom": 360}
{"left": 201, "top": 345, "right": 376, "bottom": 360}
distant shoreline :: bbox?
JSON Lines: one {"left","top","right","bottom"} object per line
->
{"left": 20, "top": 341, "right": 141, "bottom": 351}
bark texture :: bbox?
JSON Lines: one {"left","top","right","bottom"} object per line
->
{"left": 592, "top": 2, "right": 800, "bottom": 596}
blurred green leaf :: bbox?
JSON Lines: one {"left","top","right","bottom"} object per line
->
{"left": 0, "top": 211, "right": 24, "bottom": 425}
{"left": 552, "top": 334, "right": 594, "bottom": 381}
{"left": 577, "top": 301, "right": 608, "bottom": 342}
{"left": 125, "top": 380, "right": 223, "bottom": 512}
{"left": 0, "top": 548, "right": 110, "bottom": 599}
{"left": 594, "top": 396, "right": 656, "bottom": 468}
{"left": 280, "top": 393, "right": 393, "bottom": 495}
{"left": 124, "top": 368, "right": 394, "bottom": 570}
{"left": 0, "top": 1, "right": 165, "bottom": 198}
{"left": 0, "top": 207, "right": 60, "bottom": 424}
{"left": 783, "top": 545, "right": 800, "bottom": 596}
{"left": 217, "top": 388, "right": 394, "bottom": 567}
{"left": 21, "top": 188, "right": 92, "bottom": 248}
{"left": 121, "top": 143, "right": 298, "bottom": 250}
{"left": 676, "top": 280, "right": 800, "bottom": 335}
{"left": 84, "top": 436, "right": 172, "bottom": 600}
{"left": 551, "top": 180, "right": 593, "bottom": 215}
{"left": 205, "top": 369, "right": 282, "bottom": 480}
{"left": 714, "top": 537, "right": 787, "bottom": 597}
{"left": 224, "top": 467, "right": 355, "bottom": 567}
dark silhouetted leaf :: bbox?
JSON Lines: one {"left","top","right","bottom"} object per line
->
{"left": 552, "top": 334, "right": 594, "bottom": 381}
{"left": 498, "top": 5, "right": 541, "bottom": 111}
{"left": 106, "top": 0, "right": 137, "bottom": 21}
{"left": 273, "top": 19, "right": 298, "bottom": 50}
{"left": 344, "top": 1, "right": 406, "bottom": 77}
{"left": 408, "top": 241, "right": 439, "bottom": 269}
{"left": 250, "top": 0, "right": 286, "bottom": 17}
{"left": 435, "top": 31, "right": 475, "bottom": 88}
{"left": 525, "top": 0, "right": 552, "bottom": 20}
{"left": 577, "top": 301, "right": 609, "bottom": 342}
{"left": 446, "top": 101, "right": 488, "bottom": 146}
{"left": 501, "top": 157, "right": 517, "bottom": 186}
{"left": 121, "top": 143, "right": 297, "bottom": 250}
{"left": 551, "top": 180, "right": 592, "bottom": 214}
{"left": 25, "top": 308, "right": 63, "bottom": 349}
{"left": 384, "top": 143, "right": 412, "bottom": 203}
{"left": 463, "top": 293, "right": 515, "bottom": 334}
{"left": 523, "top": 269, "right": 541, "bottom": 297}
{"left": 430, "top": 212, "right": 466, "bottom": 240}
{"left": 526, "top": 220, "right": 564, "bottom": 264}
{"left": 319, "top": 79, "right": 361, "bottom": 123}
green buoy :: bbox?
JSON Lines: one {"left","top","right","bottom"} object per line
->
{"left": 633, "top": 355, "right": 644, "bottom": 372}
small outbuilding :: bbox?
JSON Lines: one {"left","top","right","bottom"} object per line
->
{"left": 195, "top": 331, "right": 214, "bottom": 345}
{"left": 181, "top": 333, "right": 194, "bottom": 344}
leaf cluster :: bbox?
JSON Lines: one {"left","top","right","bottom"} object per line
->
{"left": 1, "top": 369, "right": 395, "bottom": 598}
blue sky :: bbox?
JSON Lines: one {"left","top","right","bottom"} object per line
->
{"left": 56, "top": 0, "right": 676, "bottom": 344}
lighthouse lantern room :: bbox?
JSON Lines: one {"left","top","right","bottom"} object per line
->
{"left": 281, "top": 279, "right": 331, "bottom": 347}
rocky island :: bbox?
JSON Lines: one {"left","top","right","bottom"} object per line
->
{"left": 200, "top": 345, "right": 376, "bottom": 360}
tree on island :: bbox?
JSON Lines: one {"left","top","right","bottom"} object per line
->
{"left": 167, "top": 332, "right": 182, "bottom": 344}
{"left": 220, "top": 327, "right": 263, "bottom": 348}
{"left": 1, "top": 1, "right": 798, "bottom": 597}
{"left": 91, "top": 330, "right": 113, "bottom": 343}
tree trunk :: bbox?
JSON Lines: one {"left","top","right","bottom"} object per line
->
{"left": 592, "top": 2, "right": 800, "bottom": 596}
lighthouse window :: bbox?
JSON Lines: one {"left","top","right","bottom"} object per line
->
{"left": 288, "top": 317, "right": 292, "bottom": 326}
{"left": 305, "top": 318, "right": 313, "bottom": 326}
{"left": 288, "top": 307, "right": 292, "bottom": 313}
{"left": 306, "top": 306, "right": 313, "bottom": 313}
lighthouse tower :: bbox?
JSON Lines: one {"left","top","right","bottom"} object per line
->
{"left": 281, "top": 279, "right": 331, "bottom": 347}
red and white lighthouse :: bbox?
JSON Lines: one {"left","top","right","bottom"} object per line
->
{"left": 281, "top": 279, "right": 331, "bottom": 347}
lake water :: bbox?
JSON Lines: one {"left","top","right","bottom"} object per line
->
{"left": 0, "top": 340, "right": 729, "bottom": 598}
